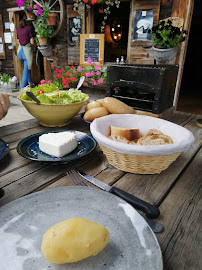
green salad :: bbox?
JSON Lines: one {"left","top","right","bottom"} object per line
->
{"left": 19, "top": 83, "right": 89, "bottom": 104}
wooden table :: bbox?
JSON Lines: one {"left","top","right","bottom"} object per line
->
{"left": 0, "top": 111, "right": 201, "bottom": 270}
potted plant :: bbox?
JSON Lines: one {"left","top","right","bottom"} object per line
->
{"left": 16, "top": 0, "right": 35, "bottom": 20}
{"left": 0, "top": 73, "right": 11, "bottom": 89}
{"left": 35, "top": 14, "right": 53, "bottom": 45}
{"left": 151, "top": 19, "right": 188, "bottom": 64}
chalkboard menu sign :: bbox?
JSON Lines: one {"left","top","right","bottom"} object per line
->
{"left": 84, "top": 39, "right": 99, "bottom": 62}
{"left": 80, "top": 34, "right": 104, "bottom": 66}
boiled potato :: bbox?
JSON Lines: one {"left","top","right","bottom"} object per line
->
{"left": 83, "top": 107, "right": 109, "bottom": 122}
{"left": 41, "top": 217, "right": 110, "bottom": 264}
{"left": 85, "top": 100, "right": 103, "bottom": 112}
{"left": 103, "top": 97, "right": 136, "bottom": 114}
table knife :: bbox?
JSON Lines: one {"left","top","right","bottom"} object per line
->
{"left": 78, "top": 170, "right": 160, "bottom": 219}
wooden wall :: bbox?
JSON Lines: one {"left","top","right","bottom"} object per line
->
{"left": 0, "top": 0, "right": 193, "bottom": 78}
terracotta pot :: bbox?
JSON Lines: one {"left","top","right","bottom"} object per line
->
{"left": 46, "top": 13, "right": 57, "bottom": 26}
{"left": 26, "top": 12, "right": 35, "bottom": 20}
{"left": 37, "top": 36, "right": 48, "bottom": 46}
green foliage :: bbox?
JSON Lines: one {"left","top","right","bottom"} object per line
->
{"left": 151, "top": 20, "right": 188, "bottom": 49}
{"left": 0, "top": 73, "right": 11, "bottom": 83}
{"left": 35, "top": 10, "right": 52, "bottom": 38}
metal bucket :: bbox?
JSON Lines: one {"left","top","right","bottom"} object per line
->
{"left": 152, "top": 46, "right": 178, "bottom": 64}
{"left": 38, "top": 45, "right": 53, "bottom": 57}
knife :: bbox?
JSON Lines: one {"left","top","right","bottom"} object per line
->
{"left": 78, "top": 170, "right": 160, "bottom": 219}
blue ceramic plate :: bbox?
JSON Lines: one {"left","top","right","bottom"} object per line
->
{"left": 80, "top": 112, "right": 91, "bottom": 129}
{"left": 17, "top": 130, "right": 96, "bottom": 164}
{"left": 0, "top": 139, "right": 9, "bottom": 160}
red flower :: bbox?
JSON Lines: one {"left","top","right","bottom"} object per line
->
{"left": 93, "top": 80, "right": 98, "bottom": 85}
{"left": 56, "top": 69, "right": 62, "bottom": 73}
{"left": 99, "top": 8, "right": 104, "bottom": 14}
{"left": 65, "top": 83, "right": 69, "bottom": 88}
{"left": 82, "top": 73, "right": 86, "bottom": 76}
{"left": 56, "top": 73, "right": 62, "bottom": 79}
{"left": 73, "top": 71, "right": 77, "bottom": 75}
{"left": 66, "top": 71, "right": 70, "bottom": 76}
{"left": 71, "top": 76, "right": 76, "bottom": 81}
{"left": 38, "top": 90, "right": 45, "bottom": 95}
{"left": 66, "top": 77, "right": 71, "bottom": 82}
{"left": 91, "top": 0, "right": 98, "bottom": 5}
{"left": 84, "top": 0, "right": 88, "bottom": 3}
{"left": 71, "top": 66, "right": 75, "bottom": 70}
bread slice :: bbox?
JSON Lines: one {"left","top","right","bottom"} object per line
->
{"left": 137, "top": 134, "right": 173, "bottom": 145}
{"left": 109, "top": 135, "right": 131, "bottom": 144}
{"left": 110, "top": 126, "right": 140, "bottom": 141}
{"left": 144, "top": 128, "right": 163, "bottom": 137}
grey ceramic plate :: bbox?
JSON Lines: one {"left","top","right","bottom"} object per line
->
{"left": 0, "top": 187, "right": 163, "bottom": 270}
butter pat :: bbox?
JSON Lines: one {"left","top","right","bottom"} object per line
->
{"left": 39, "top": 132, "right": 78, "bottom": 157}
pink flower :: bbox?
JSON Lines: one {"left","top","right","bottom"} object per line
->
{"left": 36, "top": 9, "right": 43, "bottom": 16}
{"left": 77, "top": 66, "right": 82, "bottom": 72}
{"left": 86, "top": 72, "right": 91, "bottom": 77}
{"left": 95, "top": 65, "right": 101, "bottom": 71}
{"left": 96, "top": 71, "right": 101, "bottom": 76}
{"left": 91, "top": 62, "right": 95, "bottom": 66}
{"left": 36, "top": 4, "right": 40, "bottom": 9}
{"left": 40, "top": 79, "right": 46, "bottom": 85}
{"left": 98, "top": 77, "right": 104, "bottom": 84}
{"left": 27, "top": 6, "right": 33, "bottom": 11}
{"left": 47, "top": 80, "right": 51, "bottom": 84}
{"left": 87, "top": 57, "right": 92, "bottom": 64}
{"left": 16, "top": 0, "right": 24, "bottom": 8}
{"left": 86, "top": 4, "right": 91, "bottom": 9}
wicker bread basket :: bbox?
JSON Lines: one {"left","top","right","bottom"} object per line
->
{"left": 90, "top": 114, "right": 194, "bottom": 174}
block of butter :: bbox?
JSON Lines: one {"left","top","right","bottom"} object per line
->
{"left": 39, "top": 132, "right": 78, "bottom": 157}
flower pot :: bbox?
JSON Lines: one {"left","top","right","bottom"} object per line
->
{"left": 26, "top": 12, "right": 35, "bottom": 20}
{"left": 152, "top": 46, "right": 178, "bottom": 65}
{"left": 37, "top": 36, "right": 48, "bottom": 46}
{"left": 46, "top": 13, "right": 57, "bottom": 26}
{"left": 38, "top": 45, "right": 53, "bottom": 57}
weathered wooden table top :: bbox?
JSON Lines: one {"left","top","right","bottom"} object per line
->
{"left": 0, "top": 111, "right": 201, "bottom": 270}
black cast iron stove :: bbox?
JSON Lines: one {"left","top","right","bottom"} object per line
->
{"left": 106, "top": 64, "right": 179, "bottom": 114}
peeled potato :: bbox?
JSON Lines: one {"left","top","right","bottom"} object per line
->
{"left": 41, "top": 217, "right": 109, "bottom": 264}
{"left": 102, "top": 97, "right": 136, "bottom": 114}
{"left": 83, "top": 107, "right": 109, "bottom": 122}
{"left": 85, "top": 100, "right": 103, "bottom": 112}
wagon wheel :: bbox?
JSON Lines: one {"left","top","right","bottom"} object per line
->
{"left": 30, "top": 0, "right": 65, "bottom": 37}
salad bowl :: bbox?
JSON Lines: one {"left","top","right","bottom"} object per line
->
{"left": 18, "top": 85, "right": 89, "bottom": 127}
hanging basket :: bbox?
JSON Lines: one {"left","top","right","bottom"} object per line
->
{"left": 38, "top": 45, "right": 53, "bottom": 57}
{"left": 153, "top": 46, "right": 179, "bottom": 65}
